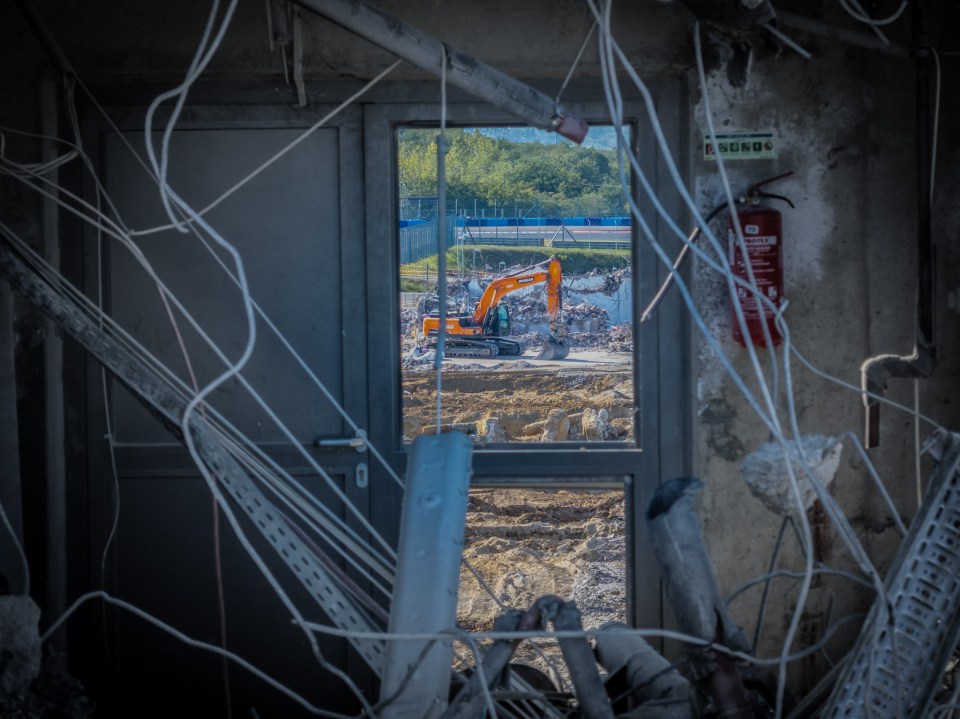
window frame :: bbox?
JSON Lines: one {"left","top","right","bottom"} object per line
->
{"left": 364, "top": 93, "right": 691, "bottom": 482}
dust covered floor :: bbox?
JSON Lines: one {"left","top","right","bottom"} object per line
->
{"left": 457, "top": 488, "right": 626, "bottom": 687}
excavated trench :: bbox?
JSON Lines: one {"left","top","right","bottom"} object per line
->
{"left": 402, "top": 366, "right": 634, "bottom": 441}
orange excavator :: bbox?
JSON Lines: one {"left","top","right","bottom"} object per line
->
{"left": 420, "top": 257, "right": 569, "bottom": 360}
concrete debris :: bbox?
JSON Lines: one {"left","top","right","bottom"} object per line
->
{"left": 522, "top": 419, "right": 548, "bottom": 436}
{"left": 582, "top": 407, "right": 616, "bottom": 441}
{"left": 483, "top": 417, "right": 505, "bottom": 443}
{"left": 542, "top": 408, "right": 571, "bottom": 441}
{"left": 0, "top": 595, "right": 41, "bottom": 697}
{"left": 401, "top": 269, "right": 636, "bottom": 357}
{"left": 740, "top": 435, "right": 844, "bottom": 518}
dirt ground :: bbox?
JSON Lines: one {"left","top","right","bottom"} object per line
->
{"left": 402, "top": 362, "right": 634, "bottom": 442}
{"left": 457, "top": 488, "right": 626, "bottom": 687}
{"left": 401, "top": 267, "right": 633, "bottom": 688}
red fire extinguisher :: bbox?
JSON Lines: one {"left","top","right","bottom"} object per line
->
{"left": 729, "top": 172, "right": 795, "bottom": 348}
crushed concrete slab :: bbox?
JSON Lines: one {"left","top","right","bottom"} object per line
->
{"left": 740, "top": 435, "right": 844, "bottom": 518}
{"left": 542, "top": 409, "right": 570, "bottom": 441}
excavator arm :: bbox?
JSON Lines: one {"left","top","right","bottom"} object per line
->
{"left": 420, "top": 256, "right": 568, "bottom": 359}
{"left": 472, "top": 257, "right": 563, "bottom": 328}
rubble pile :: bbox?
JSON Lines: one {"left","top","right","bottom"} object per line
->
{"left": 513, "top": 404, "right": 629, "bottom": 442}
{"left": 604, "top": 323, "right": 633, "bottom": 352}
{"left": 459, "top": 488, "right": 626, "bottom": 678}
{"left": 400, "top": 267, "right": 635, "bottom": 358}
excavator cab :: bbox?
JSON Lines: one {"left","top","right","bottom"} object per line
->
{"left": 494, "top": 304, "right": 510, "bottom": 336}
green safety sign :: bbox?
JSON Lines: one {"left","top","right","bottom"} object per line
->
{"left": 703, "top": 132, "right": 776, "bottom": 161}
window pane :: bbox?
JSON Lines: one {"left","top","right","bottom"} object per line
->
{"left": 459, "top": 487, "right": 626, "bottom": 688}
{"left": 398, "top": 126, "right": 635, "bottom": 446}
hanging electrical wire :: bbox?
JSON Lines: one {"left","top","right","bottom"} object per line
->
{"left": 5, "top": 0, "right": 956, "bottom": 715}
{"left": 838, "top": 0, "right": 908, "bottom": 27}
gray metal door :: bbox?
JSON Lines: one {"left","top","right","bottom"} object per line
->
{"left": 83, "top": 107, "right": 372, "bottom": 717}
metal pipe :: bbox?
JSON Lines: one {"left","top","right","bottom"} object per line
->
{"left": 594, "top": 622, "right": 695, "bottom": 718}
{"left": 289, "top": 0, "right": 588, "bottom": 143}
{"left": 12, "top": 0, "right": 76, "bottom": 77}
{"left": 542, "top": 597, "right": 615, "bottom": 719}
{"left": 646, "top": 478, "right": 753, "bottom": 719}
{"left": 381, "top": 431, "right": 473, "bottom": 718}
{"left": 859, "top": 5, "right": 935, "bottom": 448}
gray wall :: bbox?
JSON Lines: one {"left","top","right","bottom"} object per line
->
{"left": 689, "top": 15, "right": 960, "bottom": 691}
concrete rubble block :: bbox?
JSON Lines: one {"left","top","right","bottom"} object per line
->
{"left": 522, "top": 419, "right": 547, "bottom": 436}
{"left": 542, "top": 408, "right": 570, "bottom": 441}
{"left": 0, "top": 595, "right": 42, "bottom": 698}
{"left": 483, "top": 416, "right": 506, "bottom": 443}
{"left": 739, "top": 435, "right": 844, "bottom": 519}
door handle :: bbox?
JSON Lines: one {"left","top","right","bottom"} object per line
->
{"left": 312, "top": 430, "right": 367, "bottom": 453}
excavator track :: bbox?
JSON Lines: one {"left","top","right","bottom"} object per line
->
{"left": 441, "top": 340, "right": 500, "bottom": 358}
{"left": 492, "top": 339, "right": 523, "bottom": 356}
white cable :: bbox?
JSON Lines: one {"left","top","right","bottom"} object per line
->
{"left": 589, "top": 1, "right": 786, "bottom": 431}
{"left": 554, "top": 20, "right": 598, "bottom": 111}
{"left": 0, "top": 498, "right": 29, "bottom": 596}
{"left": 841, "top": 0, "right": 891, "bottom": 45}
{"left": 0, "top": 169, "right": 400, "bottom": 560}
{"left": 303, "top": 619, "right": 866, "bottom": 668}
{"left": 689, "top": 26, "right": 812, "bottom": 716}
{"left": 838, "top": 0, "right": 908, "bottom": 27}
{"left": 70, "top": 69, "right": 408, "bottom": 490}
{"left": 131, "top": 59, "right": 404, "bottom": 238}
{"left": 589, "top": 9, "right": 896, "bottom": 716}
{"left": 435, "top": 44, "right": 448, "bottom": 434}
{"left": 144, "top": 0, "right": 239, "bottom": 232}
{"left": 763, "top": 23, "right": 813, "bottom": 60}
{"left": 917, "top": 46, "right": 942, "bottom": 509}
{"left": 931, "top": 47, "right": 941, "bottom": 206}
{"left": 41, "top": 591, "right": 353, "bottom": 719}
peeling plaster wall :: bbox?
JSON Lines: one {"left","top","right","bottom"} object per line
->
{"left": 689, "top": 25, "right": 960, "bottom": 691}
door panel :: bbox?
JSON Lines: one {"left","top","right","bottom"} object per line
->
{"left": 106, "top": 128, "right": 344, "bottom": 445}
{"left": 84, "top": 111, "right": 371, "bottom": 717}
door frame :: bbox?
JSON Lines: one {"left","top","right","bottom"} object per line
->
{"left": 362, "top": 79, "right": 693, "bottom": 629}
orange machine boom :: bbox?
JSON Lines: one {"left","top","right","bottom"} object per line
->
{"left": 420, "top": 257, "right": 568, "bottom": 359}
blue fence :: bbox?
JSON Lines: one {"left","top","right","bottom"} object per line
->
{"left": 399, "top": 217, "right": 632, "bottom": 263}
{"left": 455, "top": 216, "right": 631, "bottom": 228}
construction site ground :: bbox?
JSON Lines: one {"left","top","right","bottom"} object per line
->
{"left": 400, "top": 264, "right": 633, "bottom": 687}
{"left": 402, "top": 349, "right": 634, "bottom": 442}
{"left": 458, "top": 487, "right": 627, "bottom": 689}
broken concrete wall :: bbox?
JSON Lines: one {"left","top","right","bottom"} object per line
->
{"left": 689, "top": 13, "right": 960, "bottom": 691}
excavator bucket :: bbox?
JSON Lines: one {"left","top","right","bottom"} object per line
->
{"left": 534, "top": 336, "right": 569, "bottom": 361}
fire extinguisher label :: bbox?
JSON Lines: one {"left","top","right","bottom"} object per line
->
{"left": 729, "top": 229, "right": 782, "bottom": 320}
{"left": 742, "top": 235, "right": 778, "bottom": 246}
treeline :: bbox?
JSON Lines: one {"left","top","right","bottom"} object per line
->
{"left": 398, "top": 129, "right": 627, "bottom": 218}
